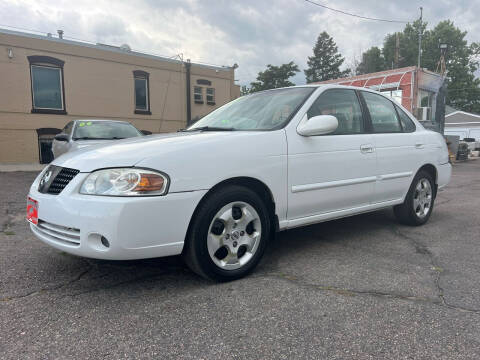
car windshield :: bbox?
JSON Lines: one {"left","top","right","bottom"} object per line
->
{"left": 73, "top": 121, "right": 141, "bottom": 140}
{"left": 187, "top": 87, "right": 315, "bottom": 131}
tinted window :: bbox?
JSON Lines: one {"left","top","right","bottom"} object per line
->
{"left": 395, "top": 105, "right": 416, "bottom": 132}
{"left": 31, "top": 65, "right": 63, "bottom": 110}
{"left": 307, "top": 89, "right": 364, "bottom": 135}
{"left": 73, "top": 121, "right": 141, "bottom": 140}
{"left": 362, "top": 92, "right": 401, "bottom": 133}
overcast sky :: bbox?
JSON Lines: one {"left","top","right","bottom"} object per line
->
{"left": 1, "top": 0, "right": 479, "bottom": 85}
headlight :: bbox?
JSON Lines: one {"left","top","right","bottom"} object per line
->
{"left": 80, "top": 168, "right": 169, "bottom": 196}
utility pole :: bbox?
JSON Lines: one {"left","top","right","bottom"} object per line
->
{"left": 418, "top": 6, "right": 423, "bottom": 68}
{"left": 394, "top": 32, "right": 400, "bottom": 69}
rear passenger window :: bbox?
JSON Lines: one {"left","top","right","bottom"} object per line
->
{"left": 362, "top": 92, "right": 402, "bottom": 133}
{"left": 395, "top": 105, "right": 416, "bottom": 132}
{"left": 307, "top": 89, "right": 364, "bottom": 135}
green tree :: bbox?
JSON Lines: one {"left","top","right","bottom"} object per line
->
{"left": 250, "top": 61, "right": 299, "bottom": 92}
{"left": 240, "top": 85, "right": 251, "bottom": 96}
{"left": 357, "top": 46, "right": 386, "bottom": 75}
{"left": 422, "top": 21, "right": 480, "bottom": 113}
{"left": 304, "top": 31, "right": 350, "bottom": 83}
{"left": 357, "top": 20, "right": 480, "bottom": 113}
{"left": 382, "top": 20, "right": 427, "bottom": 68}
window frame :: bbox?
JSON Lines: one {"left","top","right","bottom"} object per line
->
{"left": 28, "top": 56, "right": 67, "bottom": 115}
{"left": 133, "top": 70, "right": 151, "bottom": 115}
{"left": 306, "top": 88, "right": 368, "bottom": 136}
{"left": 206, "top": 87, "right": 215, "bottom": 105}
{"left": 194, "top": 86, "right": 204, "bottom": 104}
{"left": 359, "top": 91, "right": 404, "bottom": 134}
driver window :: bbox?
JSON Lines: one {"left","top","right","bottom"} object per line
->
{"left": 307, "top": 89, "right": 364, "bottom": 135}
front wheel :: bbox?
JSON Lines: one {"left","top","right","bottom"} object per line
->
{"left": 183, "top": 185, "right": 271, "bottom": 281}
{"left": 394, "top": 170, "right": 435, "bottom": 226}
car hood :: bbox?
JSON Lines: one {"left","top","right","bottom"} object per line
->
{"left": 52, "top": 131, "right": 278, "bottom": 172}
{"left": 71, "top": 139, "right": 113, "bottom": 149}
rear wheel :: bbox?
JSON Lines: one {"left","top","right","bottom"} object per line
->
{"left": 183, "top": 185, "right": 270, "bottom": 281}
{"left": 394, "top": 170, "right": 435, "bottom": 226}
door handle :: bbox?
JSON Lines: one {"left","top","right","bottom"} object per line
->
{"left": 360, "top": 144, "right": 374, "bottom": 154}
{"left": 415, "top": 143, "right": 424, "bottom": 149}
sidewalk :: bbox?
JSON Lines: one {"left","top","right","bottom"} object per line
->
{"left": 0, "top": 163, "right": 46, "bottom": 172}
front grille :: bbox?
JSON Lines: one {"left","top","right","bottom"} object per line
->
{"left": 47, "top": 167, "right": 80, "bottom": 194}
{"left": 35, "top": 220, "right": 81, "bottom": 246}
{"left": 38, "top": 166, "right": 80, "bottom": 195}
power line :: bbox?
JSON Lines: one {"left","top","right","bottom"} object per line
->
{"left": 304, "top": 0, "right": 410, "bottom": 23}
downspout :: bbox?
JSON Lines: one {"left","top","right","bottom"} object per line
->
{"left": 185, "top": 59, "right": 192, "bottom": 126}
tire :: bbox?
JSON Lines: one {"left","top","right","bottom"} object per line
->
{"left": 394, "top": 170, "right": 435, "bottom": 226}
{"left": 183, "top": 185, "right": 271, "bottom": 281}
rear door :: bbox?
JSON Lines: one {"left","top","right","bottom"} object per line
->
{"left": 287, "top": 88, "right": 376, "bottom": 220}
{"left": 360, "top": 91, "right": 424, "bottom": 203}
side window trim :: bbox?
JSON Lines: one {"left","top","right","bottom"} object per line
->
{"left": 307, "top": 88, "right": 367, "bottom": 136}
{"left": 393, "top": 105, "right": 405, "bottom": 132}
{"left": 355, "top": 90, "right": 372, "bottom": 134}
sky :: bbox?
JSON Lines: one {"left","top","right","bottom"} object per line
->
{"left": 1, "top": 0, "right": 479, "bottom": 86}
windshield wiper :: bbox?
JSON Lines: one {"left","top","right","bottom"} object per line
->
{"left": 179, "top": 126, "right": 235, "bottom": 132}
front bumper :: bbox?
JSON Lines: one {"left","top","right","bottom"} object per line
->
{"left": 28, "top": 172, "right": 207, "bottom": 260}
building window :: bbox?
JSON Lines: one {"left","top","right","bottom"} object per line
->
{"left": 28, "top": 56, "right": 66, "bottom": 114}
{"left": 194, "top": 86, "right": 203, "bottom": 104}
{"left": 206, "top": 88, "right": 215, "bottom": 105}
{"left": 133, "top": 70, "right": 151, "bottom": 115}
{"left": 417, "top": 89, "right": 435, "bottom": 121}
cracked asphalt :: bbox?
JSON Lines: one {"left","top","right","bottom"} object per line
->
{"left": 1, "top": 161, "right": 480, "bottom": 359}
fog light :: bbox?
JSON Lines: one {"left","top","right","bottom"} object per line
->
{"left": 101, "top": 236, "right": 110, "bottom": 248}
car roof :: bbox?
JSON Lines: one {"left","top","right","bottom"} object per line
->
{"left": 256, "top": 84, "right": 390, "bottom": 95}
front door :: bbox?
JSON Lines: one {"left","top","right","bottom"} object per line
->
{"left": 287, "top": 88, "right": 376, "bottom": 221}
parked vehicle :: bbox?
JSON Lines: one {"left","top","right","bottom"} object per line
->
{"left": 27, "top": 85, "right": 451, "bottom": 281}
{"left": 52, "top": 119, "right": 143, "bottom": 159}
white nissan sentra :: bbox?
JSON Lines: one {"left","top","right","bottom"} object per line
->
{"left": 27, "top": 85, "right": 451, "bottom": 281}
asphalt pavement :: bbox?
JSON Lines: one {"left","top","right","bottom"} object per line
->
{"left": 1, "top": 160, "right": 480, "bottom": 359}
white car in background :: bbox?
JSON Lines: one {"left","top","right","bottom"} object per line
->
{"left": 52, "top": 119, "right": 143, "bottom": 159}
{"left": 28, "top": 85, "right": 451, "bottom": 281}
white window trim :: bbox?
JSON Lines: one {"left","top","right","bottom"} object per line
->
{"left": 206, "top": 87, "right": 215, "bottom": 103}
{"left": 31, "top": 64, "right": 64, "bottom": 111}
{"left": 194, "top": 86, "right": 203, "bottom": 102}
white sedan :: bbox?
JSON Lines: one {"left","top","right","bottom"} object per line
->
{"left": 27, "top": 85, "right": 451, "bottom": 281}
{"left": 52, "top": 119, "right": 143, "bottom": 159}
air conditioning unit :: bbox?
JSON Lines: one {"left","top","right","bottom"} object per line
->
{"left": 417, "top": 107, "right": 432, "bottom": 121}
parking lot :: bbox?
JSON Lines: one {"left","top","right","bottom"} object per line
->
{"left": 1, "top": 160, "right": 479, "bottom": 359}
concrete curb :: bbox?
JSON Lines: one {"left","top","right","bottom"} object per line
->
{"left": 0, "top": 163, "right": 46, "bottom": 172}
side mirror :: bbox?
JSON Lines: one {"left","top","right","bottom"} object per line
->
{"left": 297, "top": 114, "right": 338, "bottom": 136}
{"left": 141, "top": 130, "right": 152, "bottom": 135}
{"left": 54, "top": 133, "right": 69, "bottom": 142}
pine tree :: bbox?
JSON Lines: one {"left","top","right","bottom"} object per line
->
{"left": 304, "top": 31, "right": 350, "bottom": 83}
